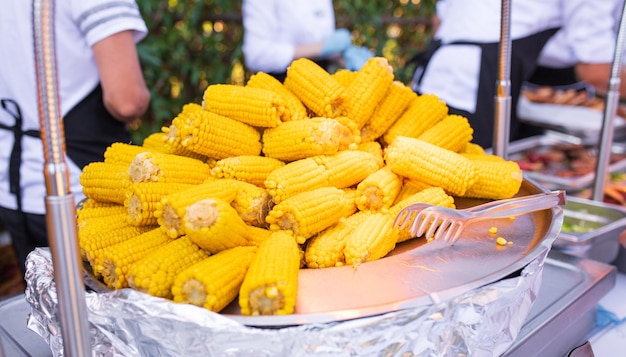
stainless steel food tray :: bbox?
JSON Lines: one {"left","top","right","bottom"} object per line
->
{"left": 82, "top": 179, "right": 563, "bottom": 327}
{"left": 507, "top": 134, "right": 626, "bottom": 191}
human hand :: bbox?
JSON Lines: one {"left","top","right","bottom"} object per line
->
{"left": 320, "top": 29, "right": 352, "bottom": 57}
{"left": 343, "top": 45, "right": 375, "bottom": 71}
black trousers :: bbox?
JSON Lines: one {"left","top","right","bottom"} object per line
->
{"left": 0, "top": 207, "right": 47, "bottom": 276}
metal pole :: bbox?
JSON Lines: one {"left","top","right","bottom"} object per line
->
{"left": 592, "top": 1, "right": 626, "bottom": 202}
{"left": 492, "top": 0, "right": 512, "bottom": 159}
{"left": 33, "top": 0, "right": 92, "bottom": 355}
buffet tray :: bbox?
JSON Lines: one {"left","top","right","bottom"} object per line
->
{"left": 507, "top": 134, "right": 626, "bottom": 191}
{"left": 83, "top": 179, "right": 563, "bottom": 327}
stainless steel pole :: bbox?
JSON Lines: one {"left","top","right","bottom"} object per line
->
{"left": 33, "top": 0, "right": 92, "bottom": 355}
{"left": 591, "top": 1, "right": 626, "bottom": 202}
{"left": 492, "top": 0, "right": 512, "bottom": 159}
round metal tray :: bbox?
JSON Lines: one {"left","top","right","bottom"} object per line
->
{"left": 84, "top": 178, "right": 563, "bottom": 327}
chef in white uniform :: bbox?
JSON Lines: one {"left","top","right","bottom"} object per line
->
{"left": 0, "top": 0, "right": 150, "bottom": 275}
{"left": 410, "top": 0, "right": 621, "bottom": 149}
{"left": 242, "top": 0, "right": 374, "bottom": 81}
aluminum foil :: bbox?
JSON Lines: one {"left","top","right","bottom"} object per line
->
{"left": 24, "top": 247, "right": 549, "bottom": 356}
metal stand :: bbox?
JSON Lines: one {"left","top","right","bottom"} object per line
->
{"left": 493, "top": 0, "right": 512, "bottom": 159}
{"left": 33, "top": 0, "right": 91, "bottom": 355}
{"left": 592, "top": 1, "right": 626, "bottom": 202}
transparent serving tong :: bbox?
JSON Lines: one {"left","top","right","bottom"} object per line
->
{"left": 393, "top": 190, "right": 566, "bottom": 246}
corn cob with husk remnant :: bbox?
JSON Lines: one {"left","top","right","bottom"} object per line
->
{"left": 202, "top": 84, "right": 287, "bottom": 127}
{"left": 239, "top": 231, "right": 300, "bottom": 315}
{"left": 127, "top": 235, "right": 210, "bottom": 299}
{"left": 172, "top": 245, "right": 257, "bottom": 312}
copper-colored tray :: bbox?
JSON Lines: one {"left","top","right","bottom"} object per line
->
{"left": 84, "top": 178, "right": 563, "bottom": 327}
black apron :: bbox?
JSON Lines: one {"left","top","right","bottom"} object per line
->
{"left": 0, "top": 84, "right": 131, "bottom": 211}
{"left": 411, "top": 28, "right": 559, "bottom": 148}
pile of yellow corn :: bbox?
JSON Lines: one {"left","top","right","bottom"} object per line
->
{"left": 77, "top": 57, "right": 523, "bottom": 316}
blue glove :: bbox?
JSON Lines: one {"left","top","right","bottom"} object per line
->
{"left": 320, "top": 29, "right": 352, "bottom": 57}
{"left": 343, "top": 45, "right": 375, "bottom": 71}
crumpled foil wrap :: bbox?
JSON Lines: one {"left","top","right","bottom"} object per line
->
{"left": 24, "top": 247, "right": 549, "bottom": 357}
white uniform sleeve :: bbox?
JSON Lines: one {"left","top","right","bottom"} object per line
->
{"left": 242, "top": 0, "right": 296, "bottom": 73}
{"left": 70, "top": 0, "right": 148, "bottom": 46}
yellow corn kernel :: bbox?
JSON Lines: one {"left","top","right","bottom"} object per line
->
{"left": 461, "top": 142, "right": 487, "bottom": 155}
{"left": 344, "top": 212, "right": 400, "bottom": 265}
{"left": 264, "top": 157, "right": 330, "bottom": 204}
{"left": 154, "top": 179, "right": 241, "bottom": 238}
{"left": 103, "top": 142, "right": 152, "bottom": 166}
{"left": 283, "top": 58, "right": 346, "bottom": 118}
{"left": 172, "top": 245, "right": 257, "bottom": 312}
{"left": 127, "top": 236, "right": 210, "bottom": 299}
{"left": 332, "top": 69, "right": 359, "bottom": 88}
{"left": 460, "top": 152, "right": 505, "bottom": 162}
{"left": 393, "top": 179, "right": 433, "bottom": 205}
{"left": 128, "top": 151, "right": 211, "bottom": 184}
{"left": 246, "top": 72, "right": 308, "bottom": 121}
{"left": 360, "top": 81, "right": 417, "bottom": 142}
{"left": 80, "top": 161, "right": 131, "bottom": 205}
{"left": 266, "top": 186, "right": 357, "bottom": 244}
{"left": 239, "top": 231, "right": 300, "bottom": 315}
{"left": 341, "top": 57, "right": 395, "bottom": 128}
{"left": 488, "top": 226, "right": 498, "bottom": 235}
{"left": 388, "top": 186, "right": 456, "bottom": 243}
{"left": 417, "top": 114, "right": 474, "bottom": 153}
{"left": 496, "top": 237, "right": 508, "bottom": 246}
{"left": 462, "top": 159, "right": 523, "bottom": 200}
{"left": 202, "top": 84, "right": 287, "bottom": 127}
{"left": 312, "top": 150, "right": 383, "bottom": 189}
{"left": 356, "top": 140, "right": 383, "bottom": 159}
{"left": 355, "top": 166, "right": 403, "bottom": 212}
{"left": 163, "top": 103, "right": 262, "bottom": 159}
{"left": 382, "top": 93, "right": 448, "bottom": 145}
{"left": 78, "top": 198, "right": 117, "bottom": 210}
{"left": 385, "top": 137, "right": 476, "bottom": 196}
{"left": 210, "top": 155, "right": 285, "bottom": 187}
{"left": 77, "top": 202, "right": 127, "bottom": 230}
{"left": 305, "top": 210, "right": 372, "bottom": 268}
{"left": 229, "top": 180, "right": 273, "bottom": 228}
{"left": 183, "top": 198, "right": 257, "bottom": 254}
{"left": 125, "top": 182, "right": 195, "bottom": 226}
{"left": 261, "top": 117, "right": 358, "bottom": 162}
{"left": 142, "top": 131, "right": 209, "bottom": 162}
{"left": 246, "top": 225, "right": 274, "bottom": 247}
{"left": 95, "top": 227, "right": 172, "bottom": 289}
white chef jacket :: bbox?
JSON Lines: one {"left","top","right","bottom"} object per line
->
{"left": 0, "top": 0, "right": 147, "bottom": 214}
{"left": 242, "top": 0, "right": 336, "bottom": 73}
{"left": 417, "top": 0, "right": 620, "bottom": 114}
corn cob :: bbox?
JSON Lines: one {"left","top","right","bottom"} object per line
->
{"left": 142, "top": 131, "right": 209, "bottom": 161}
{"left": 385, "top": 137, "right": 476, "bottom": 196}
{"left": 95, "top": 227, "right": 172, "bottom": 289}
{"left": 104, "top": 142, "right": 152, "bottom": 166}
{"left": 393, "top": 179, "right": 433, "bottom": 205}
{"left": 312, "top": 150, "right": 383, "bottom": 189}
{"left": 355, "top": 166, "right": 403, "bottom": 212}
{"left": 460, "top": 152, "right": 505, "bottom": 162}
{"left": 332, "top": 69, "right": 358, "bottom": 88}
{"left": 266, "top": 186, "right": 356, "bottom": 244}
{"left": 340, "top": 57, "right": 394, "bottom": 128}
{"left": 172, "top": 245, "right": 257, "bottom": 312}
{"left": 360, "top": 81, "right": 417, "bottom": 142}
{"left": 344, "top": 212, "right": 399, "bottom": 265}
{"left": 127, "top": 236, "right": 210, "bottom": 299}
{"left": 125, "top": 182, "right": 195, "bottom": 226}
{"left": 183, "top": 198, "right": 257, "bottom": 254}
{"left": 163, "top": 103, "right": 262, "bottom": 159}
{"left": 283, "top": 58, "right": 346, "bottom": 118}
{"left": 229, "top": 180, "right": 273, "bottom": 228}
{"left": 417, "top": 114, "right": 474, "bottom": 153}
{"left": 264, "top": 157, "right": 330, "bottom": 204}
{"left": 239, "top": 231, "right": 300, "bottom": 315}
{"left": 388, "top": 186, "right": 456, "bottom": 243}
{"left": 210, "top": 155, "right": 285, "bottom": 187}
{"left": 461, "top": 142, "right": 487, "bottom": 155}
{"left": 78, "top": 198, "right": 117, "bottom": 210}
{"left": 80, "top": 161, "right": 131, "bottom": 205}
{"left": 77, "top": 202, "right": 128, "bottom": 231}
{"left": 155, "top": 179, "right": 241, "bottom": 238}
{"left": 261, "top": 117, "right": 358, "bottom": 162}
{"left": 382, "top": 93, "right": 448, "bottom": 145}
{"left": 246, "top": 71, "right": 308, "bottom": 121}
{"left": 202, "top": 84, "right": 287, "bottom": 127}
{"left": 357, "top": 140, "right": 384, "bottom": 161}
{"left": 246, "top": 225, "right": 274, "bottom": 247}
{"left": 462, "top": 159, "right": 523, "bottom": 200}
{"left": 304, "top": 210, "right": 372, "bottom": 268}
{"left": 128, "top": 151, "right": 211, "bottom": 184}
